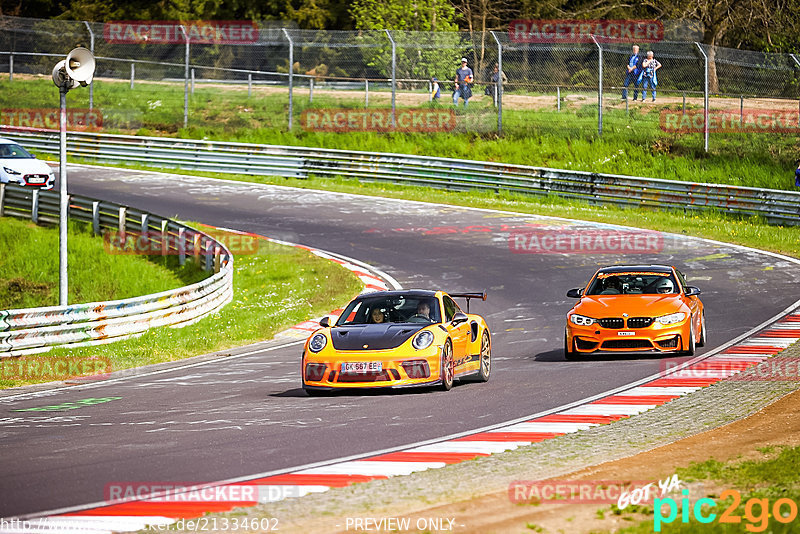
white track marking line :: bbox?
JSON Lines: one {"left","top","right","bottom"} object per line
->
{"left": 561, "top": 404, "right": 657, "bottom": 416}
{"left": 489, "top": 422, "right": 598, "bottom": 433}
{"left": 296, "top": 461, "right": 446, "bottom": 477}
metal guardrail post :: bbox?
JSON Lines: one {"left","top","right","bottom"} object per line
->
{"left": 91, "top": 200, "right": 100, "bottom": 235}
{"left": 161, "top": 219, "right": 168, "bottom": 256}
{"left": 178, "top": 227, "right": 186, "bottom": 266}
{"left": 695, "top": 42, "right": 709, "bottom": 153}
{"left": 180, "top": 25, "right": 190, "bottom": 129}
{"left": 490, "top": 31, "right": 503, "bottom": 135}
{"left": 83, "top": 21, "right": 95, "bottom": 110}
{"left": 31, "top": 190, "right": 39, "bottom": 224}
{"left": 282, "top": 28, "right": 294, "bottom": 130}
{"left": 0, "top": 184, "right": 5, "bottom": 216}
{"left": 118, "top": 206, "right": 127, "bottom": 240}
{"left": 591, "top": 35, "right": 603, "bottom": 137}
{"left": 385, "top": 30, "right": 396, "bottom": 128}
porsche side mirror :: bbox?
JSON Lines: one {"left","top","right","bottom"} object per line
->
{"left": 685, "top": 286, "right": 702, "bottom": 296}
{"left": 566, "top": 288, "right": 583, "bottom": 298}
{"left": 319, "top": 316, "right": 330, "bottom": 328}
{"left": 452, "top": 312, "right": 468, "bottom": 325}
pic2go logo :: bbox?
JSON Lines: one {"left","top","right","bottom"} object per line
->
{"left": 654, "top": 489, "right": 799, "bottom": 532}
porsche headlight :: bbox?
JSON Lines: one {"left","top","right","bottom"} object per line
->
{"left": 570, "top": 314, "right": 597, "bottom": 326}
{"left": 657, "top": 312, "right": 686, "bottom": 325}
{"left": 412, "top": 330, "right": 434, "bottom": 350}
{"left": 3, "top": 167, "right": 21, "bottom": 175}
{"left": 308, "top": 332, "right": 327, "bottom": 352}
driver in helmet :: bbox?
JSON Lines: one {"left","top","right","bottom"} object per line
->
{"left": 655, "top": 278, "right": 675, "bottom": 294}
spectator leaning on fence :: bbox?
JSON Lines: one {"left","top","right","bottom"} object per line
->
{"left": 453, "top": 57, "right": 474, "bottom": 108}
{"left": 639, "top": 51, "right": 662, "bottom": 102}
{"left": 622, "top": 45, "right": 643, "bottom": 101}
{"left": 485, "top": 63, "right": 507, "bottom": 99}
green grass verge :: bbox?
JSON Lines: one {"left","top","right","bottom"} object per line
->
{"left": 0, "top": 217, "right": 206, "bottom": 309}
{"left": 2, "top": 77, "right": 798, "bottom": 191}
{"left": 1, "top": 237, "right": 363, "bottom": 389}
{"left": 601, "top": 445, "right": 800, "bottom": 533}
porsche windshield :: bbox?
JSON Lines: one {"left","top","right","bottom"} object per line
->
{"left": 586, "top": 271, "right": 679, "bottom": 295}
{"left": 336, "top": 295, "right": 441, "bottom": 325}
{"left": 0, "top": 143, "right": 34, "bottom": 159}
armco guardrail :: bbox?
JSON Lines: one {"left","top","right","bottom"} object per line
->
{"left": 2, "top": 126, "right": 800, "bottom": 225}
{"left": 0, "top": 183, "right": 233, "bottom": 357}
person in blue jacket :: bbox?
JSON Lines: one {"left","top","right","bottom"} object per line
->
{"left": 639, "top": 51, "right": 662, "bottom": 102}
{"left": 795, "top": 161, "right": 800, "bottom": 187}
{"left": 622, "top": 45, "right": 642, "bottom": 101}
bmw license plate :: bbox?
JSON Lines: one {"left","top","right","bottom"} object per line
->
{"left": 341, "top": 361, "right": 382, "bottom": 373}
{"left": 618, "top": 331, "right": 636, "bottom": 336}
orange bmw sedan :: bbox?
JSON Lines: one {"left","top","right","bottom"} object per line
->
{"left": 564, "top": 265, "right": 705, "bottom": 359}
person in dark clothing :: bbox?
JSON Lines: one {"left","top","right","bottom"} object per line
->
{"left": 622, "top": 45, "right": 642, "bottom": 101}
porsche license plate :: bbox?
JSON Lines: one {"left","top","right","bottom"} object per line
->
{"left": 341, "top": 361, "right": 382, "bottom": 373}
{"left": 618, "top": 331, "right": 636, "bottom": 336}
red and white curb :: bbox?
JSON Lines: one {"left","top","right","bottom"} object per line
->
{"left": 8, "top": 303, "right": 799, "bottom": 533}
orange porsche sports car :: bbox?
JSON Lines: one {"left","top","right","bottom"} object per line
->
{"left": 302, "top": 290, "right": 491, "bottom": 394}
{"left": 564, "top": 265, "right": 705, "bottom": 359}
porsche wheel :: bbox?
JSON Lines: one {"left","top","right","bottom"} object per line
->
{"left": 440, "top": 340, "right": 454, "bottom": 391}
{"left": 475, "top": 330, "right": 491, "bottom": 382}
{"left": 697, "top": 313, "right": 706, "bottom": 347}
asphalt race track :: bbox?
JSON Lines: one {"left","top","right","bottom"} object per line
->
{"left": 2, "top": 165, "right": 800, "bottom": 518}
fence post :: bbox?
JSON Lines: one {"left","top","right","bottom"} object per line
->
{"left": 248, "top": 73, "right": 252, "bottom": 97}
{"left": 178, "top": 227, "right": 186, "bottom": 266}
{"left": 8, "top": 54, "right": 11, "bottom": 81}
{"left": 591, "top": 35, "right": 603, "bottom": 136}
{"left": 365, "top": 79, "right": 369, "bottom": 107}
{"left": 118, "top": 206, "right": 127, "bottom": 241}
{"left": 309, "top": 78, "right": 314, "bottom": 103}
{"left": 83, "top": 21, "right": 95, "bottom": 110}
{"left": 180, "top": 25, "right": 190, "bottom": 129}
{"left": 791, "top": 54, "right": 800, "bottom": 128}
{"left": 0, "top": 183, "right": 5, "bottom": 216}
{"left": 385, "top": 30, "right": 396, "bottom": 128}
{"left": 31, "top": 190, "right": 39, "bottom": 224}
{"left": 557, "top": 86, "right": 561, "bottom": 111}
{"left": 282, "top": 28, "right": 294, "bottom": 130}
{"left": 491, "top": 31, "right": 503, "bottom": 135}
{"left": 740, "top": 95, "right": 744, "bottom": 127}
{"left": 130, "top": 62, "right": 135, "bottom": 89}
{"left": 695, "top": 42, "right": 709, "bottom": 153}
{"left": 191, "top": 68, "right": 195, "bottom": 94}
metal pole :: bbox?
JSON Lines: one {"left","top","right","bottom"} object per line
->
{"left": 59, "top": 84, "right": 69, "bottom": 306}
{"left": 682, "top": 92, "right": 686, "bottom": 114}
{"left": 740, "top": 95, "right": 744, "bottom": 127}
{"left": 191, "top": 68, "right": 195, "bottom": 95}
{"left": 83, "top": 21, "right": 95, "bottom": 110}
{"left": 180, "top": 26, "right": 189, "bottom": 129}
{"left": 428, "top": 80, "right": 432, "bottom": 102}
{"left": 695, "top": 42, "right": 709, "bottom": 152}
{"left": 491, "top": 31, "right": 503, "bottom": 134}
{"left": 8, "top": 54, "right": 12, "bottom": 81}
{"left": 385, "top": 30, "right": 396, "bottom": 128}
{"left": 557, "top": 86, "right": 560, "bottom": 111}
{"left": 791, "top": 54, "right": 800, "bottom": 128}
{"left": 130, "top": 62, "right": 135, "bottom": 89}
{"left": 365, "top": 79, "right": 369, "bottom": 107}
{"left": 248, "top": 73, "right": 252, "bottom": 97}
{"left": 282, "top": 28, "right": 294, "bottom": 130}
{"left": 592, "top": 35, "right": 602, "bottom": 136}
{"left": 309, "top": 78, "right": 314, "bottom": 103}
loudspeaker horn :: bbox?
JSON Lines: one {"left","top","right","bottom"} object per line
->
{"left": 65, "top": 47, "right": 96, "bottom": 86}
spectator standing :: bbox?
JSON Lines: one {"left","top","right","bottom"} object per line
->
{"left": 453, "top": 57, "right": 474, "bottom": 108}
{"left": 431, "top": 77, "right": 441, "bottom": 101}
{"left": 485, "top": 63, "right": 507, "bottom": 100}
{"left": 622, "top": 45, "right": 642, "bottom": 101}
{"left": 640, "top": 51, "right": 662, "bottom": 102}
{"left": 795, "top": 161, "right": 800, "bottom": 187}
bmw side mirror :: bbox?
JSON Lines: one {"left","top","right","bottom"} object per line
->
{"left": 452, "top": 312, "right": 468, "bottom": 325}
{"left": 685, "top": 286, "right": 701, "bottom": 296}
{"left": 566, "top": 288, "right": 583, "bottom": 298}
{"left": 319, "top": 316, "right": 330, "bottom": 327}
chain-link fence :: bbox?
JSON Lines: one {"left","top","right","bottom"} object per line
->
{"left": 1, "top": 15, "right": 798, "bottom": 149}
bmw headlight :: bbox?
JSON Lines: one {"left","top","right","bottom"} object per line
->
{"left": 657, "top": 312, "right": 686, "bottom": 325}
{"left": 3, "top": 167, "right": 21, "bottom": 175}
{"left": 308, "top": 333, "right": 327, "bottom": 352}
{"left": 412, "top": 330, "right": 434, "bottom": 350}
{"left": 570, "top": 314, "right": 597, "bottom": 326}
